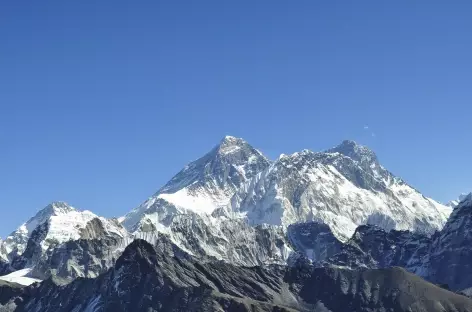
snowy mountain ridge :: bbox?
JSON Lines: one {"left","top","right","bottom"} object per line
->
{"left": 122, "top": 135, "right": 271, "bottom": 232}
{"left": 227, "top": 140, "right": 451, "bottom": 241}
{"left": 0, "top": 136, "right": 455, "bottom": 285}
{"left": 0, "top": 201, "right": 127, "bottom": 265}
{"left": 112, "top": 136, "right": 451, "bottom": 267}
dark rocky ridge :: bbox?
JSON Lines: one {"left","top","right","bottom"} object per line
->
{"left": 318, "top": 195, "right": 472, "bottom": 291}
{"left": 1, "top": 239, "right": 471, "bottom": 312}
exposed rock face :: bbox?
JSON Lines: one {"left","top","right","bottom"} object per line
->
{"left": 0, "top": 202, "right": 127, "bottom": 262}
{"left": 446, "top": 193, "right": 470, "bottom": 208}
{"left": 0, "top": 206, "right": 129, "bottom": 284}
{"left": 228, "top": 141, "right": 450, "bottom": 241}
{"left": 30, "top": 236, "right": 126, "bottom": 281}
{"left": 426, "top": 193, "right": 472, "bottom": 290}
{"left": 119, "top": 137, "right": 450, "bottom": 270}
{"left": 122, "top": 136, "right": 271, "bottom": 231}
{"left": 117, "top": 137, "right": 288, "bottom": 267}
{"left": 319, "top": 194, "right": 472, "bottom": 291}
{"left": 0, "top": 137, "right": 460, "bottom": 302}
{"left": 1, "top": 239, "right": 471, "bottom": 312}
{"left": 286, "top": 222, "right": 342, "bottom": 263}
{"left": 326, "top": 225, "right": 431, "bottom": 274}
{"left": 286, "top": 214, "right": 472, "bottom": 311}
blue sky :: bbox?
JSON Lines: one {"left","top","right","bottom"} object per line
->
{"left": 1, "top": 1, "right": 471, "bottom": 237}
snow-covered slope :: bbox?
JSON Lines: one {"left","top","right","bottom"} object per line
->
{"left": 227, "top": 140, "right": 451, "bottom": 241}
{"left": 117, "top": 137, "right": 451, "bottom": 267}
{"left": 0, "top": 268, "right": 40, "bottom": 286}
{"left": 0, "top": 137, "right": 454, "bottom": 281}
{"left": 118, "top": 136, "right": 293, "bottom": 266}
{"left": 122, "top": 136, "right": 270, "bottom": 231}
{"left": 1, "top": 201, "right": 127, "bottom": 261}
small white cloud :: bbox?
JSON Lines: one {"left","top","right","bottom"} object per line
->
{"left": 364, "top": 125, "right": 369, "bottom": 130}
{"left": 371, "top": 133, "right": 376, "bottom": 137}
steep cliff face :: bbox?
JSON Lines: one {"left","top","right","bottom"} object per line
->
{"left": 314, "top": 193, "right": 472, "bottom": 291}
{"left": 324, "top": 225, "right": 432, "bottom": 274}
{"left": 426, "top": 193, "right": 472, "bottom": 290}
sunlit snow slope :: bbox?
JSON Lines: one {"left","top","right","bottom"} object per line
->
{"left": 227, "top": 140, "right": 451, "bottom": 241}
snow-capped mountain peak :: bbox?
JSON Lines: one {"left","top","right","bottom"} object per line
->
{"left": 327, "top": 140, "right": 378, "bottom": 165}
{"left": 325, "top": 140, "right": 386, "bottom": 181}
{"left": 0, "top": 202, "right": 127, "bottom": 260}
{"left": 27, "top": 201, "right": 76, "bottom": 226}
{"left": 217, "top": 135, "right": 247, "bottom": 154}
{"left": 42, "top": 201, "right": 75, "bottom": 214}
{"left": 228, "top": 140, "right": 451, "bottom": 241}
{"left": 158, "top": 135, "right": 269, "bottom": 195}
{"left": 122, "top": 136, "right": 271, "bottom": 231}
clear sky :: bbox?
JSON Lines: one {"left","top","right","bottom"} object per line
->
{"left": 1, "top": 1, "right": 471, "bottom": 237}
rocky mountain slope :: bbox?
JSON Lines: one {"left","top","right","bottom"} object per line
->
{"left": 227, "top": 140, "right": 450, "bottom": 241}
{"left": 427, "top": 193, "right": 472, "bottom": 290}
{"left": 1, "top": 239, "right": 471, "bottom": 312}
{"left": 1, "top": 202, "right": 127, "bottom": 261}
{"left": 1, "top": 137, "right": 453, "bottom": 277}
{"left": 122, "top": 136, "right": 271, "bottom": 231}
{"left": 121, "top": 137, "right": 451, "bottom": 260}
{"left": 115, "top": 136, "right": 291, "bottom": 266}
{"left": 446, "top": 193, "right": 470, "bottom": 208}
{"left": 314, "top": 193, "right": 472, "bottom": 291}
{"left": 0, "top": 202, "right": 128, "bottom": 283}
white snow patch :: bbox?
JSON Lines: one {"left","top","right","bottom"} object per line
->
{"left": 0, "top": 268, "right": 41, "bottom": 286}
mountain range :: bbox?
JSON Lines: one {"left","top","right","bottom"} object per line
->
{"left": 1, "top": 136, "right": 471, "bottom": 312}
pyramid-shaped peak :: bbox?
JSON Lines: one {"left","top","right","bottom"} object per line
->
{"left": 219, "top": 135, "right": 247, "bottom": 146}
{"left": 326, "top": 140, "right": 378, "bottom": 164}
{"left": 40, "top": 201, "right": 76, "bottom": 217}
{"left": 217, "top": 136, "right": 251, "bottom": 155}
{"left": 221, "top": 135, "right": 241, "bottom": 142}
{"left": 156, "top": 135, "right": 269, "bottom": 196}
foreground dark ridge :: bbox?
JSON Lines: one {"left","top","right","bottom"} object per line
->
{"left": 1, "top": 238, "right": 471, "bottom": 312}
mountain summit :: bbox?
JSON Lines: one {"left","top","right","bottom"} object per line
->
{"left": 122, "top": 136, "right": 450, "bottom": 255}
{"left": 158, "top": 135, "right": 270, "bottom": 195}
{"left": 229, "top": 139, "right": 451, "bottom": 241}
{"left": 327, "top": 139, "right": 379, "bottom": 165}
{"left": 0, "top": 202, "right": 127, "bottom": 263}
{"left": 122, "top": 136, "right": 270, "bottom": 231}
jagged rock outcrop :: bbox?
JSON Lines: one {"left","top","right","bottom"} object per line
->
{"left": 1, "top": 239, "right": 471, "bottom": 312}
{"left": 1, "top": 202, "right": 127, "bottom": 261}
{"left": 426, "top": 193, "right": 472, "bottom": 290}
{"left": 326, "top": 225, "right": 431, "bottom": 274}
{"left": 286, "top": 222, "right": 342, "bottom": 263}
{"left": 318, "top": 194, "right": 472, "bottom": 291}
{"left": 0, "top": 203, "right": 129, "bottom": 284}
